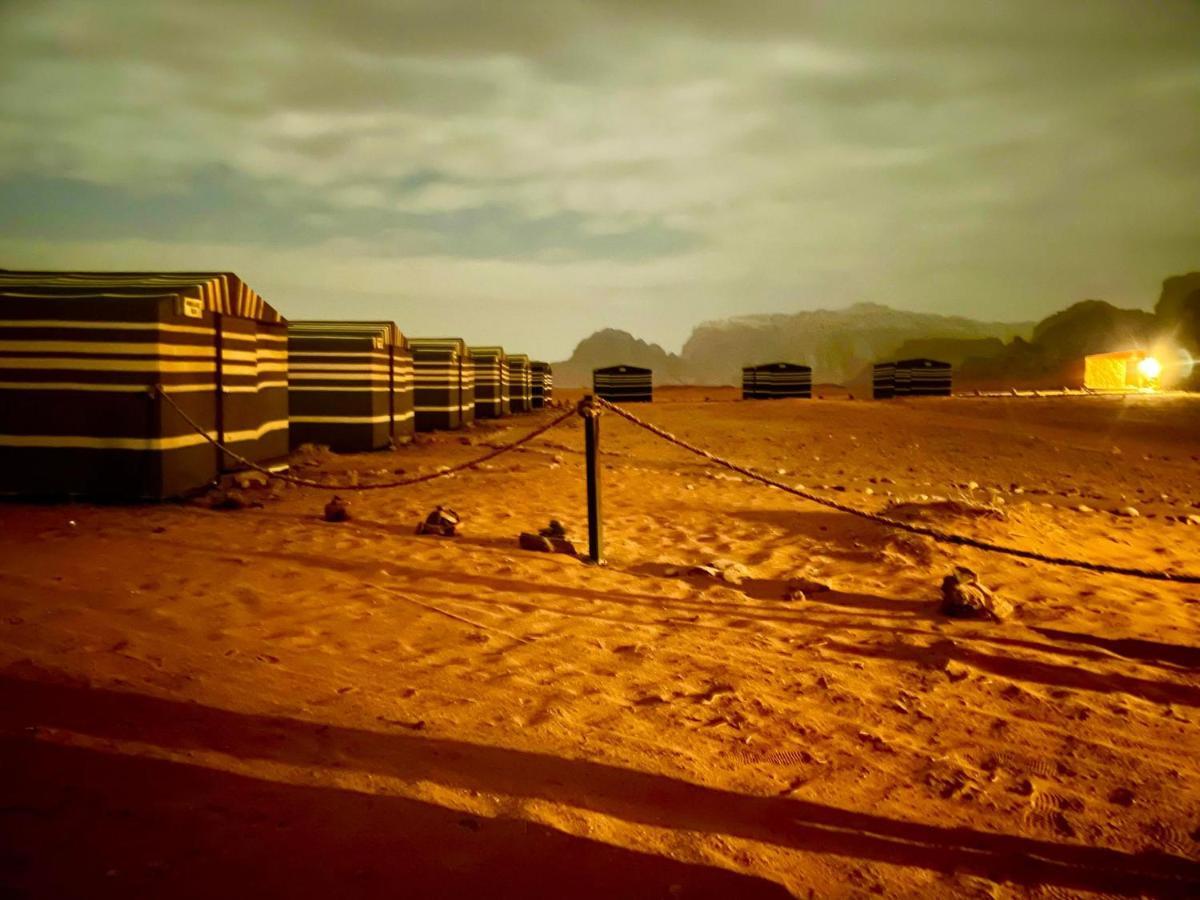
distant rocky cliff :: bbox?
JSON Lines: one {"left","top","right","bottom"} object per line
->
{"left": 552, "top": 304, "right": 1031, "bottom": 387}
{"left": 551, "top": 272, "right": 1199, "bottom": 389}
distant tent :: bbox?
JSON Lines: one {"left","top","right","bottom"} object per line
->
{"left": 507, "top": 354, "right": 532, "bottom": 413}
{"left": 409, "top": 338, "right": 475, "bottom": 430}
{"left": 593, "top": 365, "right": 652, "bottom": 402}
{"left": 895, "top": 358, "right": 952, "bottom": 396}
{"left": 873, "top": 359, "right": 951, "bottom": 398}
{"left": 872, "top": 363, "right": 895, "bottom": 400}
{"left": 0, "top": 271, "right": 287, "bottom": 499}
{"left": 287, "top": 320, "right": 413, "bottom": 452}
{"left": 1084, "top": 350, "right": 1152, "bottom": 391}
{"left": 469, "top": 346, "right": 510, "bottom": 418}
{"left": 530, "top": 361, "right": 552, "bottom": 408}
{"left": 742, "top": 362, "right": 812, "bottom": 399}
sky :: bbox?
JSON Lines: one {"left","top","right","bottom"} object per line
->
{"left": 1, "top": 1, "right": 1197, "bottom": 360}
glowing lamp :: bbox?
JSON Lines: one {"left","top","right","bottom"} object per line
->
{"left": 1137, "top": 357, "right": 1162, "bottom": 380}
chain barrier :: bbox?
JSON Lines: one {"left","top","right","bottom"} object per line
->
{"left": 155, "top": 385, "right": 577, "bottom": 492}
{"left": 593, "top": 396, "right": 1200, "bottom": 584}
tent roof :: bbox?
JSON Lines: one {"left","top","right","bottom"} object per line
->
{"left": 594, "top": 365, "right": 651, "bottom": 374}
{"left": 1084, "top": 349, "right": 1146, "bottom": 361}
{"left": 0, "top": 271, "right": 281, "bottom": 323}
{"left": 743, "top": 362, "right": 811, "bottom": 372}
{"left": 288, "top": 320, "right": 404, "bottom": 347}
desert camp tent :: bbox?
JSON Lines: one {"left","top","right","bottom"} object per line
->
{"left": 507, "top": 354, "right": 533, "bottom": 413}
{"left": 410, "top": 337, "right": 475, "bottom": 430}
{"left": 896, "top": 358, "right": 952, "bottom": 396}
{"left": 742, "top": 362, "right": 812, "bottom": 399}
{"left": 530, "top": 361, "right": 552, "bottom": 408}
{"left": 287, "top": 321, "right": 413, "bottom": 452}
{"left": 1083, "top": 350, "right": 1154, "bottom": 391}
{"left": 873, "top": 358, "right": 951, "bottom": 398}
{"left": 872, "top": 363, "right": 895, "bottom": 399}
{"left": 469, "top": 346, "right": 510, "bottom": 418}
{"left": 0, "top": 271, "right": 287, "bottom": 499}
{"left": 593, "top": 365, "right": 652, "bottom": 403}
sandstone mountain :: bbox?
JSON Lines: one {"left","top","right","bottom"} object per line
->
{"left": 552, "top": 304, "right": 1031, "bottom": 387}
{"left": 552, "top": 273, "right": 1198, "bottom": 389}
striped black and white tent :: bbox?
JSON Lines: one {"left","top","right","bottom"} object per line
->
{"left": 530, "top": 361, "right": 552, "bottom": 408}
{"left": 872, "top": 359, "right": 951, "bottom": 398}
{"left": 287, "top": 321, "right": 413, "bottom": 452}
{"left": 410, "top": 337, "right": 475, "bottom": 430}
{"left": 593, "top": 365, "right": 652, "bottom": 403}
{"left": 469, "top": 346, "right": 510, "bottom": 419}
{"left": 895, "top": 358, "right": 952, "bottom": 396}
{"left": 742, "top": 362, "right": 812, "bottom": 399}
{"left": 872, "top": 363, "right": 895, "bottom": 399}
{"left": 506, "top": 353, "right": 532, "bottom": 413}
{"left": 0, "top": 271, "right": 287, "bottom": 499}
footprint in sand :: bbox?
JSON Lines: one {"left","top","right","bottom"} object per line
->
{"left": 1024, "top": 787, "right": 1084, "bottom": 837}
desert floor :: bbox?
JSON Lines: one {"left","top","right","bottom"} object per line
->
{"left": 2, "top": 388, "right": 1200, "bottom": 899}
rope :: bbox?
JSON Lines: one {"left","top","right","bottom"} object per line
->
{"left": 155, "top": 385, "right": 576, "bottom": 491}
{"left": 593, "top": 397, "right": 1200, "bottom": 584}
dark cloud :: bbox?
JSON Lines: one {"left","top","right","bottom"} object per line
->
{"left": 0, "top": 168, "right": 699, "bottom": 262}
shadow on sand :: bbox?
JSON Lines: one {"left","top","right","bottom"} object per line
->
{"left": 2, "top": 673, "right": 1198, "bottom": 898}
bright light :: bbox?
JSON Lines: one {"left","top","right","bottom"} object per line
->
{"left": 1137, "top": 357, "right": 1162, "bottom": 380}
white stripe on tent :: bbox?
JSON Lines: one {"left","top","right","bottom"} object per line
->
{"left": 289, "top": 414, "right": 393, "bottom": 424}
{"left": 0, "top": 419, "right": 288, "bottom": 452}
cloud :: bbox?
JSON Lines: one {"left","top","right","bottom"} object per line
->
{"left": 0, "top": 0, "right": 1197, "bottom": 359}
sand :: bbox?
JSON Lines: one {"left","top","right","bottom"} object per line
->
{"left": 2, "top": 388, "right": 1199, "bottom": 898}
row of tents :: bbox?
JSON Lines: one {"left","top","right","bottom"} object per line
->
{"left": 0, "top": 271, "right": 552, "bottom": 499}
{"left": 590, "top": 360, "right": 953, "bottom": 403}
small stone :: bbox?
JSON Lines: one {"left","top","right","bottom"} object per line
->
{"left": 519, "top": 533, "right": 555, "bottom": 553}
{"left": 1112, "top": 507, "right": 1140, "bottom": 518}
{"left": 1186, "top": 515, "right": 1200, "bottom": 526}
{"left": 1108, "top": 787, "right": 1136, "bottom": 807}
{"left": 538, "top": 519, "right": 568, "bottom": 539}
{"left": 716, "top": 561, "right": 750, "bottom": 585}
{"left": 416, "top": 505, "right": 460, "bottom": 536}
{"left": 323, "top": 496, "right": 350, "bottom": 522}
{"left": 786, "top": 576, "right": 830, "bottom": 596}
{"left": 940, "top": 567, "right": 1012, "bottom": 621}
{"left": 1075, "top": 505, "right": 1093, "bottom": 513}
{"left": 211, "top": 490, "right": 250, "bottom": 511}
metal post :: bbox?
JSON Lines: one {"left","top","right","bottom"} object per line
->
{"left": 579, "top": 395, "right": 603, "bottom": 565}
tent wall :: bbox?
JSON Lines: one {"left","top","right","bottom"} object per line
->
{"left": 593, "top": 365, "right": 652, "bottom": 402}
{"left": 896, "top": 358, "right": 952, "bottom": 396}
{"left": 288, "top": 321, "right": 409, "bottom": 452}
{"left": 411, "top": 338, "right": 473, "bottom": 430}
{"left": 0, "top": 272, "right": 287, "bottom": 499}
{"left": 530, "top": 361, "right": 552, "bottom": 408}
{"left": 742, "top": 363, "right": 811, "bottom": 399}
{"left": 470, "top": 346, "right": 510, "bottom": 418}
{"left": 1083, "top": 352, "right": 1144, "bottom": 390}
{"left": 873, "top": 359, "right": 951, "bottom": 398}
{"left": 872, "top": 363, "right": 895, "bottom": 399}
{"left": 741, "top": 366, "right": 757, "bottom": 400}
{"left": 507, "top": 354, "right": 532, "bottom": 413}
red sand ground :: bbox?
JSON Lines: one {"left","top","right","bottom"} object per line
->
{"left": 2, "top": 389, "right": 1200, "bottom": 898}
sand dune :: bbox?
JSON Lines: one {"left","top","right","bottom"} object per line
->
{"left": 2, "top": 390, "right": 1199, "bottom": 898}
